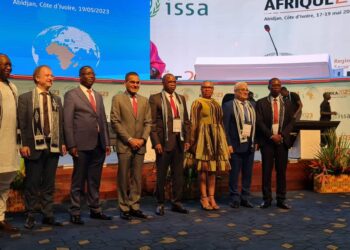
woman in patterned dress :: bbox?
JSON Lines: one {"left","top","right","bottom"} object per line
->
{"left": 186, "top": 81, "right": 230, "bottom": 210}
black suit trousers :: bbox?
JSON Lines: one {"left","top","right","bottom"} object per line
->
{"left": 24, "top": 150, "right": 59, "bottom": 218}
{"left": 155, "top": 141, "right": 184, "bottom": 205}
{"left": 260, "top": 143, "right": 288, "bottom": 202}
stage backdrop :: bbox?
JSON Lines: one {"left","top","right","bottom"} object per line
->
{"left": 151, "top": 0, "right": 350, "bottom": 80}
{"left": 0, "top": 0, "right": 149, "bottom": 79}
{"left": 13, "top": 78, "right": 350, "bottom": 163}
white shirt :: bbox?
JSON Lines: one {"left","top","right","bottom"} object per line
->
{"left": 80, "top": 84, "right": 99, "bottom": 131}
{"left": 80, "top": 84, "right": 96, "bottom": 104}
{"left": 235, "top": 98, "right": 251, "bottom": 123}
{"left": 125, "top": 91, "right": 137, "bottom": 105}
{"left": 164, "top": 91, "right": 179, "bottom": 118}
{"left": 36, "top": 87, "right": 52, "bottom": 137}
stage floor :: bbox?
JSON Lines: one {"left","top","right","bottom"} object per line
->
{"left": 2, "top": 191, "right": 350, "bottom": 249}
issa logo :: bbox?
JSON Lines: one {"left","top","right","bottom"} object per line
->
{"left": 150, "top": 0, "right": 160, "bottom": 17}
{"left": 151, "top": 0, "right": 208, "bottom": 17}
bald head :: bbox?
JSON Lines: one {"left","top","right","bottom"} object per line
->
{"left": 201, "top": 81, "right": 214, "bottom": 99}
{"left": 0, "top": 54, "right": 12, "bottom": 82}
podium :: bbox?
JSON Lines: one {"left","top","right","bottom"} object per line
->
{"left": 194, "top": 54, "right": 331, "bottom": 80}
{"left": 289, "top": 121, "right": 340, "bottom": 159}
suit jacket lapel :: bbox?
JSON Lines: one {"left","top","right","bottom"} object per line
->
{"left": 265, "top": 97, "right": 273, "bottom": 126}
{"left": 76, "top": 87, "right": 96, "bottom": 114}
{"left": 123, "top": 93, "right": 137, "bottom": 119}
{"left": 93, "top": 90, "right": 101, "bottom": 115}
{"left": 136, "top": 95, "right": 143, "bottom": 119}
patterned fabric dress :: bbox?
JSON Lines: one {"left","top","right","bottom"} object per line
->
{"left": 186, "top": 97, "right": 230, "bottom": 172}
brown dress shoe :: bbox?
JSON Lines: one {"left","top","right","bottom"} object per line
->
{"left": 0, "top": 221, "right": 19, "bottom": 234}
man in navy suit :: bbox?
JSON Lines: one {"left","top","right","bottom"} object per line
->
{"left": 64, "top": 66, "right": 111, "bottom": 224}
{"left": 255, "top": 78, "right": 295, "bottom": 209}
{"left": 223, "top": 82, "right": 256, "bottom": 209}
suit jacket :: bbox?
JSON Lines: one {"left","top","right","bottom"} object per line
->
{"left": 18, "top": 91, "right": 64, "bottom": 160}
{"left": 223, "top": 100, "right": 255, "bottom": 153}
{"left": 149, "top": 92, "right": 190, "bottom": 151}
{"left": 255, "top": 96, "right": 295, "bottom": 148}
{"left": 63, "top": 87, "right": 109, "bottom": 151}
{"left": 110, "top": 93, "right": 151, "bottom": 154}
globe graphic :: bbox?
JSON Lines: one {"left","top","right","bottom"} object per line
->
{"left": 32, "top": 25, "right": 100, "bottom": 77}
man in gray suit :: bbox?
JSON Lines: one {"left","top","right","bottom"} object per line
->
{"left": 18, "top": 65, "right": 66, "bottom": 229}
{"left": 110, "top": 72, "right": 151, "bottom": 220}
{"left": 64, "top": 66, "right": 111, "bottom": 225}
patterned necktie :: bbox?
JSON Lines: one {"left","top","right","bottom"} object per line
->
{"left": 273, "top": 98, "right": 278, "bottom": 124}
{"left": 132, "top": 95, "right": 137, "bottom": 117}
{"left": 169, "top": 94, "right": 178, "bottom": 118}
{"left": 87, "top": 89, "right": 97, "bottom": 112}
{"left": 41, "top": 92, "right": 50, "bottom": 136}
{"left": 241, "top": 101, "right": 250, "bottom": 123}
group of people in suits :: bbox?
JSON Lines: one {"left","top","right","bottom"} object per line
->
{"left": 0, "top": 52, "right": 295, "bottom": 234}
{"left": 0, "top": 53, "right": 114, "bottom": 233}
{"left": 20, "top": 64, "right": 113, "bottom": 229}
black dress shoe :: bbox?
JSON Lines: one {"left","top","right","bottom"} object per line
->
{"left": 276, "top": 202, "right": 291, "bottom": 210}
{"left": 0, "top": 221, "right": 20, "bottom": 233}
{"left": 120, "top": 211, "right": 132, "bottom": 220}
{"left": 24, "top": 216, "right": 36, "bottom": 229}
{"left": 240, "top": 200, "right": 254, "bottom": 208}
{"left": 230, "top": 201, "right": 240, "bottom": 209}
{"left": 70, "top": 215, "right": 84, "bottom": 225}
{"left": 130, "top": 209, "right": 147, "bottom": 219}
{"left": 171, "top": 205, "right": 189, "bottom": 214}
{"left": 90, "top": 212, "right": 112, "bottom": 220}
{"left": 155, "top": 205, "right": 165, "bottom": 216}
{"left": 42, "top": 217, "right": 63, "bottom": 226}
{"left": 260, "top": 201, "right": 272, "bottom": 209}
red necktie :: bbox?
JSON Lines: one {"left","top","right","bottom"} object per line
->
{"left": 169, "top": 94, "right": 178, "bottom": 118}
{"left": 132, "top": 96, "right": 137, "bottom": 117}
{"left": 87, "top": 89, "right": 97, "bottom": 112}
{"left": 273, "top": 98, "right": 278, "bottom": 124}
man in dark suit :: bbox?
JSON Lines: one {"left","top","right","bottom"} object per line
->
{"left": 149, "top": 73, "right": 190, "bottom": 216}
{"left": 223, "top": 82, "right": 256, "bottom": 209}
{"left": 18, "top": 65, "right": 66, "bottom": 229}
{"left": 110, "top": 72, "right": 152, "bottom": 220}
{"left": 64, "top": 66, "right": 111, "bottom": 224}
{"left": 256, "top": 78, "right": 295, "bottom": 209}
{"left": 281, "top": 87, "right": 303, "bottom": 120}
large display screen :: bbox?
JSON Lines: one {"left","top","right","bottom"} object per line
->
{"left": 0, "top": 0, "right": 150, "bottom": 79}
{"left": 151, "top": 0, "right": 350, "bottom": 80}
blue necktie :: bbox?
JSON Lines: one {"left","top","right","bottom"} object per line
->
{"left": 242, "top": 102, "right": 250, "bottom": 123}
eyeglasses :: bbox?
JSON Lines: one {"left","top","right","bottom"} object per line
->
{"left": 237, "top": 88, "right": 249, "bottom": 92}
